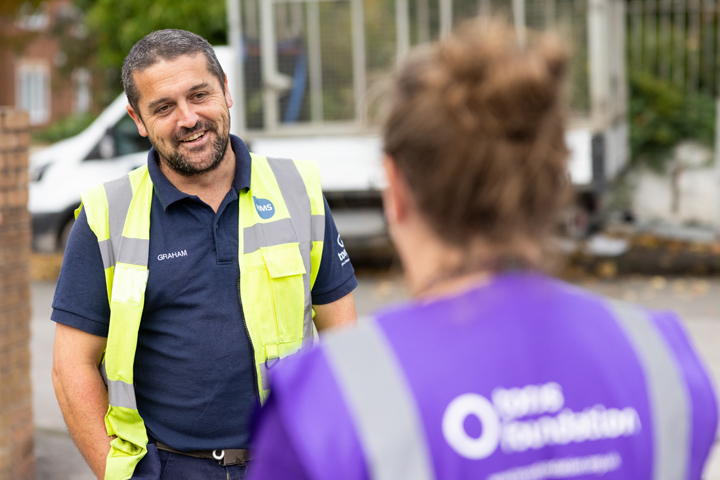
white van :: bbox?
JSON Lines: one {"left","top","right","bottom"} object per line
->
{"left": 29, "top": 92, "right": 150, "bottom": 252}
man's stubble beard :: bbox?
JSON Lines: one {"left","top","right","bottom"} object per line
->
{"left": 150, "top": 114, "right": 231, "bottom": 177}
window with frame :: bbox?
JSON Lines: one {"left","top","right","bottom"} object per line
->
{"left": 74, "top": 68, "right": 91, "bottom": 114}
{"left": 16, "top": 62, "right": 51, "bottom": 126}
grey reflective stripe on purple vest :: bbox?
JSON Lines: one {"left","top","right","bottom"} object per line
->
{"left": 325, "top": 303, "right": 691, "bottom": 480}
{"left": 608, "top": 301, "right": 691, "bottom": 480}
{"left": 266, "top": 157, "right": 324, "bottom": 349}
{"left": 324, "top": 319, "right": 436, "bottom": 480}
{"left": 97, "top": 175, "right": 149, "bottom": 410}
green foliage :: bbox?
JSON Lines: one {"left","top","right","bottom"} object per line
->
{"left": 629, "top": 72, "right": 715, "bottom": 172}
{"left": 32, "top": 113, "right": 97, "bottom": 144}
{"left": 77, "top": 0, "right": 227, "bottom": 95}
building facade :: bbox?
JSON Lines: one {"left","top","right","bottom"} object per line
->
{"left": 0, "top": 0, "right": 92, "bottom": 128}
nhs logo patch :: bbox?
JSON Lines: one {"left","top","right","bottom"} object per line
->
{"left": 253, "top": 196, "right": 275, "bottom": 219}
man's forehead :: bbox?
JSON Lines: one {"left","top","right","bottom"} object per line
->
{"left": 133, "top": 53, "right": 219, "bottom": 104}
{"left": 135, "top": 52, "right": 211, "bottom": 81}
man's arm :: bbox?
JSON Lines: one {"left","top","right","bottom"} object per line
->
{"left": 313, "top": 292, "right": 357, "bottom": 332}
{"left": 52, "top": 323, "right": 112, "bottom": 479}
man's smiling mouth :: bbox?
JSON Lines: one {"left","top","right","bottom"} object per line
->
{"left": 181, "top": 130, "right": 206, "bottom": 143}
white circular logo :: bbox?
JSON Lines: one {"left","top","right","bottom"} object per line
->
{"left": 442, "top": 393, "right": 501, "bottom": 459}
{"left": 337, "top": 234, "right": 344, "bottom": 248}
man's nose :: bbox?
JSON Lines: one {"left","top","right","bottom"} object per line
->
{"left": 176, "top": 101, "right": 199, "bottom": 129}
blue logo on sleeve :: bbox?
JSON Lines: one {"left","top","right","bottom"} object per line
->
{"left": 253, "top": 196, "right": 275, "bottom": 219}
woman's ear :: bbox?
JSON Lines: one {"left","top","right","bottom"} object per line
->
{"left": 382, "top": 155, "right": 408, "bottom": 225}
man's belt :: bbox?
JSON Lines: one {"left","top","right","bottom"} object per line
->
{"left": 155, "top": 440, "right": 251, "bottom": 466}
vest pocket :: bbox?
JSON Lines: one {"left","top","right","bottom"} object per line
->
{"left": 246, "top": 243, "right": 306, "bottom": 347}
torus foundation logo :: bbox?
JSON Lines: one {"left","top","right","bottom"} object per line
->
{"left": 442, "top": 382, "right": 642, "bottom": 460}
{"left": 253, "top": 197, "right": 275, "bottom": 219}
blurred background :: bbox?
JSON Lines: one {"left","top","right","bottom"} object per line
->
{"left": 3, "top": 0, "right": 720, "bottom": 477}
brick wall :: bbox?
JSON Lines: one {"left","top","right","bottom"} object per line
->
{"left": 0, "top": 108, "right": 35, "bottom": 479}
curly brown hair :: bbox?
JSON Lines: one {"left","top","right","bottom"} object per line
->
{"left": 383, "top": 18, "right": 571, "bottom": 254}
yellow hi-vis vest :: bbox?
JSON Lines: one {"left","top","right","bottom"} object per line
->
{"left": 78, "top": 154, "right": 326, "bottom": 480}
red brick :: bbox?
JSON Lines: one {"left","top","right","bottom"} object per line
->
{"left": 14, "top": 169, "right": 28, "bottom": 188}
{"left": 0, "top": 257, "right": 30, "bottom": 278}
{"left": 0, "top": 134, "right": 14, "bottom": 151}
{"left": 2, "top": 191, "right": 19, "bottom": 208}
{"left": 0, "top": 325, "right": 30, "bottom": 350}
{"left": 0, "top": 306, "right": 31, "bottom": 328}
{"left": 0, "top": 110, "right": 33, "bottom": 478}
{"left": 0, "top": 226, "right": 31, "bottom": 248}
{"left": 0, "top": 109, "right": 30, "bottom": 131}
{"left": 8, "top": 151, "right": 28, "bottom": 169}
{"left": 14, "top": 132, "right": 31, "bottom": 150}
{"left": 0, "top": 285, "right": 31, "bottom": 310}
{"left": 0, "top": 248, "right": 30, "bottom": 270}
{"left": 0, "top": 208, "right": 29, "bottom": 228}
{"left": 0, "top": 265, "right": 30, "bottom": 289}
{"left": 8, "top": 189, "right": 28, "bottom": 207}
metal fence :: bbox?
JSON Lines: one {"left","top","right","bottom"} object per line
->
{"left": 227, "top": 0, "right": 625, "bottom": 136}
{"left": 627, "top": 0, "right": 720, "bottom": 96}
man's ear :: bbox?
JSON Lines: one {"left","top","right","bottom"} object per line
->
{"left": 382, "top": 155, "right": 409, "bottom": 225}
{"left": 224, "top": 74, "right": 233, "bottom": 109}
{"left": 126, "top": 105, "right": 148, "bottom": 137}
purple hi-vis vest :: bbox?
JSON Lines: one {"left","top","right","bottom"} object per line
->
{"left": 263, "top": 273, "right": 718, "bottom": 480}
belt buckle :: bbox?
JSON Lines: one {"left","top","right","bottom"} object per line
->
{"left": 213, "top": 449, "right": 250, "bottom": 467}
{"left": 213, "top": 449, "right": 226, "bottom": 466}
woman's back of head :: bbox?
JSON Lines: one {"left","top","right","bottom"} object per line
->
{"left": 384, "top": 18, "right": 571, "bottom": 258}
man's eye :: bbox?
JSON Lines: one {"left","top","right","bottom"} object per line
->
{"left": 156, "top": 105, "right": 169, "bottom": 114}
{"left": 194, "top": 93, "right": 206, "bottom": 100}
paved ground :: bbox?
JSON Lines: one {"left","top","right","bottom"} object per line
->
{"left": 31, "top": 273, "right": 720, "bottom": 479}
{"left": 32, "top": 281, "right": 95, "bottom": 480}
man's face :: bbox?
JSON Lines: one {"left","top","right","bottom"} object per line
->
{"left": 126, "top": 53, "right": 233, "bottom": 176}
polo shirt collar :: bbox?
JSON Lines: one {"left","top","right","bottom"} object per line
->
{"left": 146, "top": 134, "right": 252, "bottom": 211}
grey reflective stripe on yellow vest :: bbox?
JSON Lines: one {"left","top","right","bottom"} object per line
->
{"left": 100, "top": 362, "right": 137, "bottom": 409}
{"left": 267, "top": 156, "right": 319, "bottom": 349}
{"left": 99, "top": 176, "right": 150, "bottom": 269}
{"left": 79, "top": 154, "right": 325, "bottom": 480}
{"left": 96, "top": 174, "right": 149, "bottom": 414}
{"left": 324, "top": 304, "right": 692, "bottom": 480}
{"left": 608, "top": 301, "right": 691, "bottom": 480}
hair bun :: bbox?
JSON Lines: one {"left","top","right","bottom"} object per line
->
{"left": 384, "top": 18, "right": 571, "bottom": 250}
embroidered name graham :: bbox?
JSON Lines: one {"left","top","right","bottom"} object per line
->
{"left": 157, "top": 250, "right": 188, "bottom": 261}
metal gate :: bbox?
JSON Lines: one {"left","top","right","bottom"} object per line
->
{"left": 227, "top": 0, "right": 627, "bottom": 141}
{"left": 627, "top": 0, "right": 720, "bottom": 97}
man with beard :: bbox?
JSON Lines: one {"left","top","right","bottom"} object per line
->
{"left": 51, "top": 29, "right": 358, "bottom": 480}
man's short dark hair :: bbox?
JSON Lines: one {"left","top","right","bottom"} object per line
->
{"left": 121, "top": 29, "right": 226, "bottom": 116}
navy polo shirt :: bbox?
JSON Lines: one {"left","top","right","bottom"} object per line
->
{"left": 51, "top": 135, "right": 357, "bottom": 451}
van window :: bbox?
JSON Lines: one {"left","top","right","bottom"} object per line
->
{"left": 114, "top": 115, "right": 152, "bottom": 156}
{"left": 85, "top": 114, "right": 152, "bottom": 161}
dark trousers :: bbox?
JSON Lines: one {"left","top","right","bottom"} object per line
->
{"left": 131, "top": 443, "right": 249, "bottom": 480}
